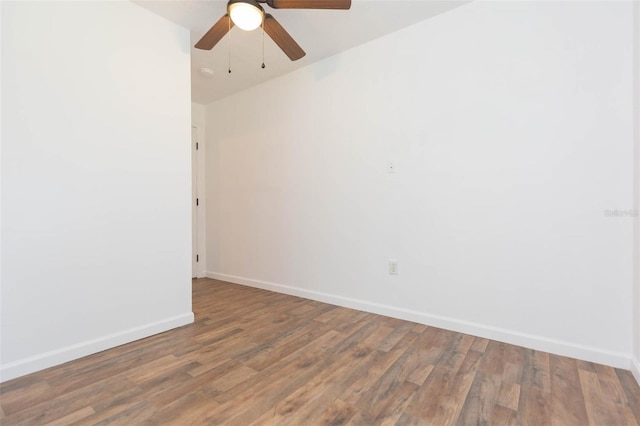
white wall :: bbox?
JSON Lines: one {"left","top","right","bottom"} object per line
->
{"left": 192, "top": 102, "right": 207, "bottom": 278}
{"left": 633, "top": 0, "right": 640, "bottom": 383}
{"left": 1, "top": 1, "right": 193, "bottom": 381}
{"left": 205, "top": 0, "right": 635, "bottom": 368}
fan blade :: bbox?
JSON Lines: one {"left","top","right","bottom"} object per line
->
{"left": 263, "top": 14, "right": 306, "bottom": 61}
{"left": 194, "top": 14, "right": 234, "bottom": 50}
{"left": 268, "top": 0, "right": 350, "bottom": 9}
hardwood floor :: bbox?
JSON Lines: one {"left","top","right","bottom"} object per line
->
{"left": 1, "top": 278, "right": 639, "bottom": 425}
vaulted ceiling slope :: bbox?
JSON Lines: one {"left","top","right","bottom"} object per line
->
{"left": 134, "top": 0, "right": 470, "bottom": 104}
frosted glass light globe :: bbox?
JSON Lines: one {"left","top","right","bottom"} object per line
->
{"left": 229, "top": 1, "right": 263, "bottom": 31}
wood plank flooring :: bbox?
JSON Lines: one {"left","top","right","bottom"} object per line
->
{"left": 1, "top": 278, "right": 639, "bottom": 425}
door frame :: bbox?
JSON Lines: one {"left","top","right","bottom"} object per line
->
{"left": 191, "top": 125, "right": 206, "bottom": 278}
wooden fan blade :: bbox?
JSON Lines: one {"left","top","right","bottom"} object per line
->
{"left": 268, "top": 0, "right": 351, "bottom": 9}
{"left": 194, "top": 14, "right": 234, "bottom": 50}
{"left": 263, "top": 14, "right": 306, "bottom": 61}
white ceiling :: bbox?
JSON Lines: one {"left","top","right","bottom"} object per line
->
{"left": 134, "top": 0, "right": 470, "bottom": 104}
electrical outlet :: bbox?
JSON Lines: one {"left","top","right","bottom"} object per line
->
{"left": 387, "top": 160, "right": 396, "bottom": 173}
{"left": 388, "top": 259, "right": 398, "bottom": 275}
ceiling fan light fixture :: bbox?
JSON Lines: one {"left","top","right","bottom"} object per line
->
{"left": 228, "top": 0, "right": 264, "bottom": 31}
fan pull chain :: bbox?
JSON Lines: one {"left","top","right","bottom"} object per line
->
{"left": 228, "top": 14, "right": 232, "bottom": 74}
{"left": 261, "top": 17, "right": 266, "bottom": 69}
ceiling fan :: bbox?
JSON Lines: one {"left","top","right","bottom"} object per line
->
{"left": 194, "top": 0, "right": 352, "bottom": 61}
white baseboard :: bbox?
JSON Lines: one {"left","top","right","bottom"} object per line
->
{"left": 207, "top": 271, "right": 632, "bottom": 370}
{"left": 0, "top": 312, "right": 194, "bottom": 383}
{"left": 632, "top": 356, "right": 640, "bottom": 386}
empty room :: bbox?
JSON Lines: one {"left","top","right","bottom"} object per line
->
{"left": 1, "top": 0, "right": 640, "bottom": 424}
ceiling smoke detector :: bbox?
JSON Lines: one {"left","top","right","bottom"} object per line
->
{"left": 199, "top": 67, "right": 215, "bottom": 78}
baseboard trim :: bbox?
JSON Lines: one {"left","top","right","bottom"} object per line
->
{"left": 207, "top": 271, "right": 631, "bottom": 370}
{"left": 0, "top": 312, "right": 194, "bottom": 383}
{"left": 632, "top": 356, "right": 640, "bottom": 386}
